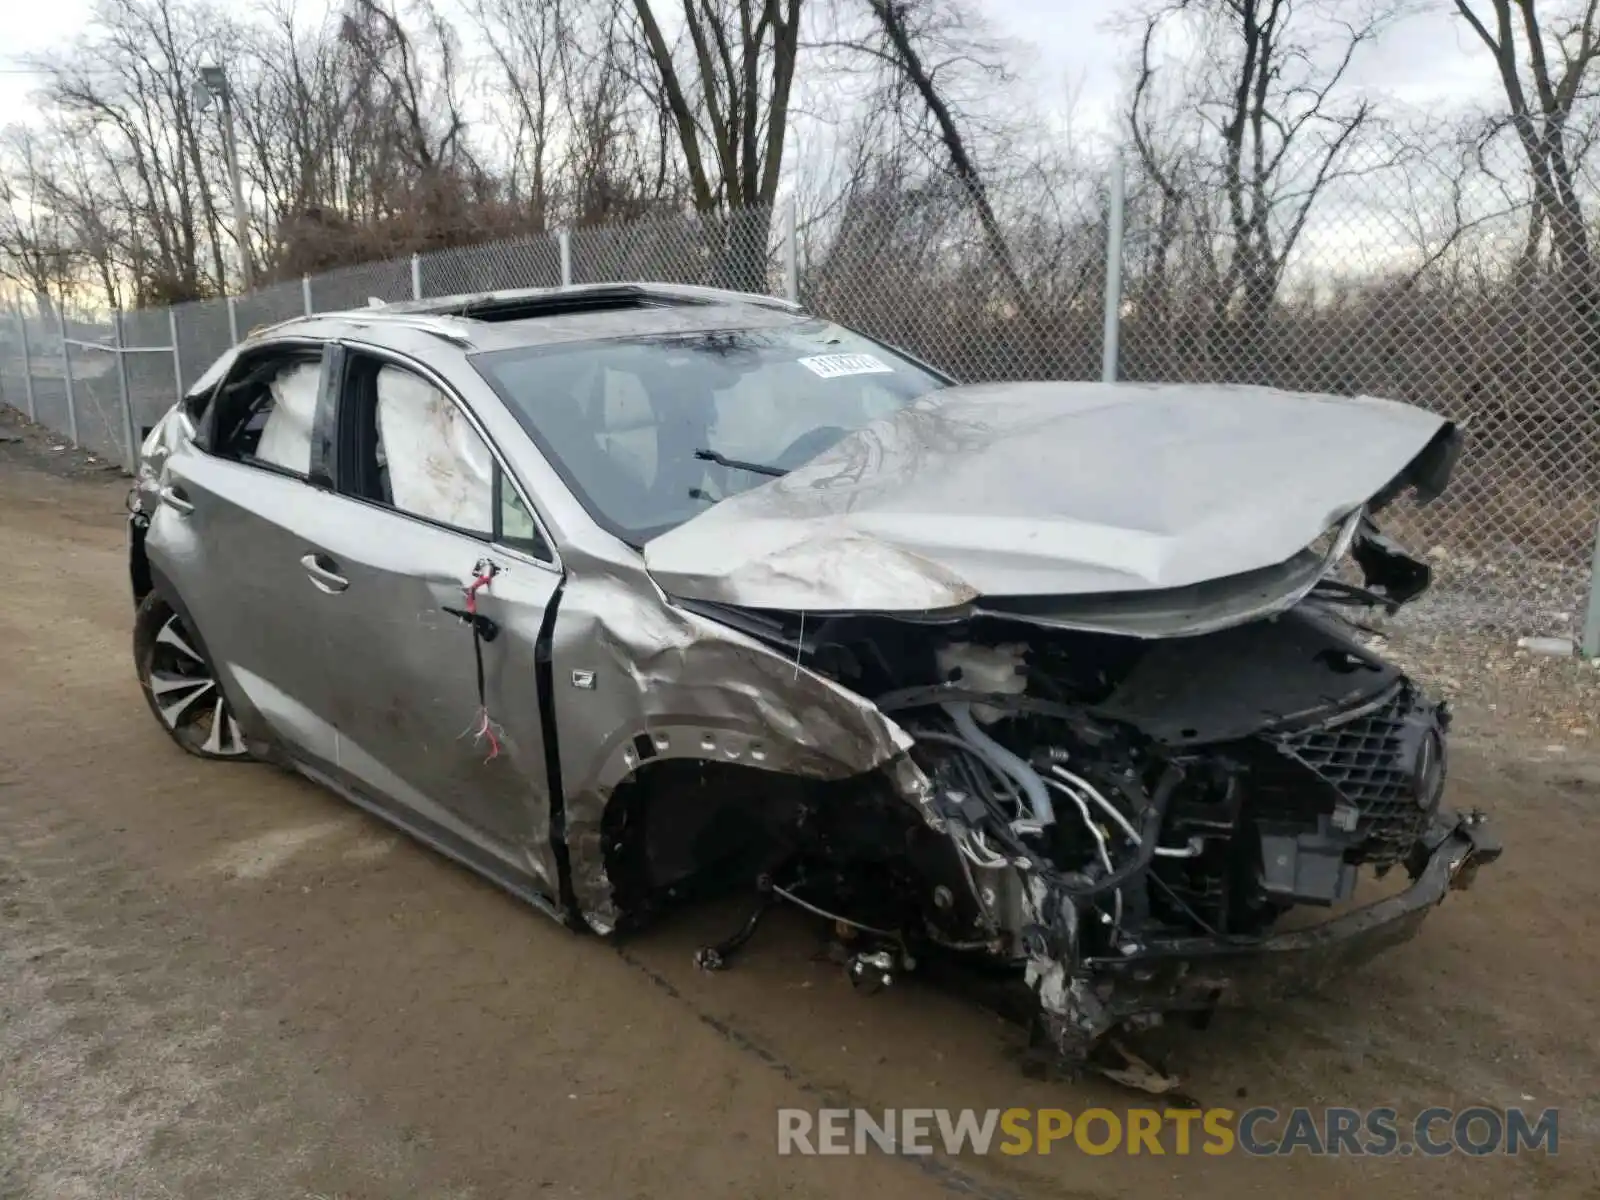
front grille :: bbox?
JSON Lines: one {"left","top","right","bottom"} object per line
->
{"left": 1271, "top": 684, "right": 1438, "bottom": 864}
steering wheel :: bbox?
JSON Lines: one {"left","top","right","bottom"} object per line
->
{"left": 772, "top": 425, "right": 849, "bottom": 472}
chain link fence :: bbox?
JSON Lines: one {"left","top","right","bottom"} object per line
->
{"left": 1107, "top": 135, "right": 1598, "bottom": 646}
{"left": 800, "top": 182, "right": 1109, "bottom": 383}
{"left": 2, "top": 140, "right": 1596, "bottom": 643}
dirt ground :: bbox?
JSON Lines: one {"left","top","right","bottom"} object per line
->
{"left": 1, "top": 406, "right": 1596, "bottom": 1198}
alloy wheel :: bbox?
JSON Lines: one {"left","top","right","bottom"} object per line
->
{"left": 146, "top": 611, "right": 249, "bottom": 757}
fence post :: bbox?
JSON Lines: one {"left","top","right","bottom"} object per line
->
{"left": 559, "top": 229, "right": 573, "bottom": 287}
{"left": 113, "top": 310, "right": 139, "bottom": 473}
{"left": 1582, "top": 522, "right": 1600, "bottom": 657}
{"left": 783, "top": 197, "right": 798, "bottom": 304}
{"left": 411, "top": 253, "right": 423, "bottom": 300}
{"left": 227, "top": 295, "right": 240, "bottom": 345}
{"left": 1100, "top": 152, "right": 1126, "bottom": 385}
{"left": 13, "top": 301, "right": 35, "bottom": 422}
{"left": 56, "top": 306, "right": 79, "bottom": 446}
{"left": 168, "top": 309, "right": 183, "bottom": 399}
{"left": 302, "top": 275, "right": 313, "bottom": 315}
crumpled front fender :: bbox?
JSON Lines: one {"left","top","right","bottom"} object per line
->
{"left": 547, "top": 564, "right": 934, "bottom": 934}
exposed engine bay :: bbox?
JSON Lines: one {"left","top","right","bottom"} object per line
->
{"left": 615, "top": 516, "right": 1500, "bottom": 1074}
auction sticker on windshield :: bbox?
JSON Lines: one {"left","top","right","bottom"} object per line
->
{"left": 797, "top": 353, "right": 895, "bottom": 378}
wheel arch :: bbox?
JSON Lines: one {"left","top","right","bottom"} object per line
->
{"left": 139, "top": 563, "right": 218, "bottom": 669}
{"left": 547, "top": 571, "right": 934, "bottom": 936}
{"left": 133, "top": 566, "right": 272, "bottom": 759}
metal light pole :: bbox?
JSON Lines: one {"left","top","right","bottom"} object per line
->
{"left": 197, "top": 64, "right": 252, "bottom": 291}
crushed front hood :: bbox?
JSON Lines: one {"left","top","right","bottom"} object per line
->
{"left": 644, "top": 382, "right": 1455, "bottom": 615}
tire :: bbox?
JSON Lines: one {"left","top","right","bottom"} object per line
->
{"left": 133, "top": 591, "right": 252, "bottom": 760}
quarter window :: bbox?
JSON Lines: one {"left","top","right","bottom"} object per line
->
{"left": 496, "top": 474, "right": 544, "bottom": 552}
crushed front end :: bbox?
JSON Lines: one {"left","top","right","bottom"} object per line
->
{"left": 881, "top": 616, "right": 1501, "bottom": 1062}
{"left": 632, "top": 386, "right": 1497, "bottom": 1070}
{"left": 682, "top": 587, "right": 1500, "bottom": 1071}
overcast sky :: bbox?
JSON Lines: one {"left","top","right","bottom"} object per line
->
{"left": 0, "top": 0, "right": 1503, "bottom": 140}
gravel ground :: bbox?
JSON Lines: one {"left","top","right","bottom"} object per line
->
{"left": 1388, "top": 551, "right": 1591, "bottom": 640}
{"left": 0, "top": 405, "right": 128, "bottom": 481}
{"left": 1362, "top": 584, "right": 1600, "bottom": 758}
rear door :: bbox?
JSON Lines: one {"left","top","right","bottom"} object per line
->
{"left": 304, "top": 345, "right": 565, "bottom": 892}
{"left": 148, "top": 340, "right": 349, "bottom": 765}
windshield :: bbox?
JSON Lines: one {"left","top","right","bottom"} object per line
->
{"left": 472, "top": 321, "right": 946, "bottom": 543}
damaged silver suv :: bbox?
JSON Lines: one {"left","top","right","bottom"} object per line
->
{"left": 129, "top": 283, "right": 1499, "bottom": 1073}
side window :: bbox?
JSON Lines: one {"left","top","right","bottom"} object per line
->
{"left": 179, "top": 345, "right": 238, "bottom": 428}
{"left": 376, "top": 365, "right": 495, "bottom": 534}
{"left": 211, "top": 350, "right": 322, "bottom": 476}
{"left": 344, "top": 355, "right": 552, "bottom": 561}
{"left": 181, "top": 346, "right": 240, "bottom": 428}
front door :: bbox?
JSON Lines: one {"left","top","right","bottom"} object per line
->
{"left": 308, "top": 350, "right": 564, "bottom": 893}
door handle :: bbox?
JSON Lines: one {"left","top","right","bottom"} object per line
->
{"left": 300, "top": 553, "right": 349, "bottom": 594}
{"left": 158, "top": 485, "right": 194, "bottom": 515}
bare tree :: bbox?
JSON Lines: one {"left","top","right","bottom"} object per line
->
{"left": 1453, "top": 0, "right": 1599, "bottom": 275}
{"left": 33, "top": 118, "right": 134, "bottom": 309}
{"left": 232, "top": 1, "right": 362, "bottom": 266}
{"left": 856, "top": 0, "right": 1032, "bottom": 311}
{"left": 624, "top": 0, "right": 802, "bottom": 286}
{"left": 628, "top": 0, "right": 801, "bottom": 212}
{"left": 29, "top": 0, "right": 251, "bottom": 301}
{"left": 342, "top": 0, "right": 471, "bottom": 179}
{"left": 563, "top": 0, "right": 690, "bottom": 224}
{"left": 1125, "top": 15, "right": 1195, "bottom": 368}
{"left": 470, "top": 0, "right": 566, "bottom": 228}
{"left": 1129, "top": 0, "right": 1397, "bottom": 378}
{"left": 0, "top": 126, "right": 76, "bottom": 317}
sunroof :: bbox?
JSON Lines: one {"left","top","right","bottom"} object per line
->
{"left": 444, "top": 286, "right": 712, "bottom": 323}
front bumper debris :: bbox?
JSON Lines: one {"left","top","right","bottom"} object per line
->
{"left": 1039, "top": 809, "right": 1500, "bottom": 1053}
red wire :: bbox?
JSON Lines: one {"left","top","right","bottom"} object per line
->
{"left": 465, "top": 570, "right": 494, "bottom": 615}
{"left": 466, "top": 567, "right": 500, "bottom": 761}
{"left": 476, "top": 707, "right": 501, "bottom": 760}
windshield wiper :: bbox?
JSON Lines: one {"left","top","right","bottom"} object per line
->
{"left": 694, "top": 447, "right": 787, "bottom": 477}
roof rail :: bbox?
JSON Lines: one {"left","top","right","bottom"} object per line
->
{"left": 335, "top": 311, "right": 474, "bottom": 345}
{"left": 239, "top": 308, "right": 473, "bottom": 347}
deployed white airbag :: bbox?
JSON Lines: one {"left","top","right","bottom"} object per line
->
{"left": 255, "top": 360, "right": 320, "bottom": 473}
{"left": 376, "top": 366, "right": 494, "bottom": 532}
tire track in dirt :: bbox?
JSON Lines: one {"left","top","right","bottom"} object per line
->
{"left": 0, "top": 801, "right": 461, "bottom": 1200}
